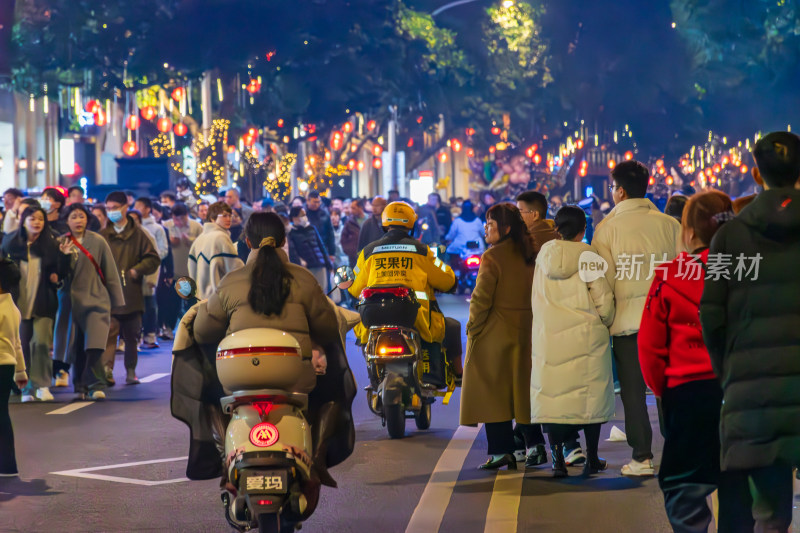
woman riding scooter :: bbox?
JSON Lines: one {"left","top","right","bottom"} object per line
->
{"left": 176, "top": 212, "right": 356, "bottom": 515}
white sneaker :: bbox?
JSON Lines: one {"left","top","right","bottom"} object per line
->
{"left": 88, "top": 390, "right": 106, "bottom": 401}
{"left": 54, "top": 370, "right": 69, "bottom": 388}
{"left": 621, "top": 459, "right": 655, "bottom": 476}
{"left": 565, "top": 447, "right": 586, "bottom": 466}
{"left": 35, "top": 388, "right": 54, "bottom": 402}
{"left": 513, "top": 449, "right": 527, "bottom": 462}
{"left": 20, "top": 394, "right": 35, "bottom": 403}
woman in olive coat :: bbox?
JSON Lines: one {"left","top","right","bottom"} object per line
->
{"left": 459, "top": 203, "right": 537, "bottom": 470}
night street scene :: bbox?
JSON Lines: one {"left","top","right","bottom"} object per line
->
{"left": 1, "top": 0, "right": 800, "bottom": 532}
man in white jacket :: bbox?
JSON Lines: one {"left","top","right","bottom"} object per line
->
{"left": 188, "top": 201, "right": 244, "bottom": 300}
{"left": 592, "top": 160, "right": 681, "bottom": 476}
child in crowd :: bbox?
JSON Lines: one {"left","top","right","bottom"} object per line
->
{"left": 530, "top": 206, "right": 615, "bottom": 477}
{"left": 0, "top": 258, "right": 26, "bottom": 476}
{"left": 700, "top": 131, "right": 800, "bottom": 531}
{"left": 638, "top": 190, "right": 751, "bottom": 532}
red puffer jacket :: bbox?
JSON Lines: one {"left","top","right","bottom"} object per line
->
{"left": 638, "top": 249, "right": 717, "bottom": 397}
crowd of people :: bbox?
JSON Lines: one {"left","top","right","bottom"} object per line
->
{"left": 1, "top": 130, "right": 798, "bottom": 532}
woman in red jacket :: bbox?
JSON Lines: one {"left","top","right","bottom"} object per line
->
{"left": 639, "top": 190, "right": 751, "bottom": 533}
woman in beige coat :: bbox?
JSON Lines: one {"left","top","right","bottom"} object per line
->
{"left": 460, "top": 203, "right": 537, "bottom": 470}
{"left": 531, "top": 206, "right": 615, "bottom": 478}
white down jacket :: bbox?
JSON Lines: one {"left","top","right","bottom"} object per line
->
{"left": 530, "top": 239, "right": 616, "bottom": 424}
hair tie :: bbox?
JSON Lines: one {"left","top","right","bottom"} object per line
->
{"left": 259, "top": 236, "right": 277, "bottom": 248}
{"left": 712, "top": 210, "right": 735, "bottom": 225}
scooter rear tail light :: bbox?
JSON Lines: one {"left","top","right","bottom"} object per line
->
{"left": 465, "top": 256, "right": 481, "bottom": 268}
{"left": 257, "top": 500, "right": 273, "bottom": 505}
{"left": 361, "top": 287, "right": 411, "bottom": 299}
{"left": 378, "top": 345, "right": 406, "bottom": 355}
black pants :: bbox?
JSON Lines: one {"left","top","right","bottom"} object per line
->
{"left": 485, "top": 420, "right": 539, "bottom": 455}
{"left": 659, "top": 380, "right": 725, "bottom": 533}
{"left": 103, "top": 312, "right": 142, "bottom": 371}
{"left": 0, "top": 365, "right": 18, "bottom": 474}
{"left": 612, "top": 333, "right": 653, "bottom": 461}
{"left": 157, "top": 281, "right": 180, "bottom": 330}
{"left": 545, "top": 423, "right": 603, "bottom": 461}
{"left": 719, "top": 464, "right": 793, "bottom": 533}
{"left": 142, "top": 295, "right": 158, "bottom": 337}
{"left": 72, "top": 327, "right": 106, "bottom": 394}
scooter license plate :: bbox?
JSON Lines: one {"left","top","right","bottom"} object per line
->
{"left": 243, "top": 470, "right": 289, "bottom": 494}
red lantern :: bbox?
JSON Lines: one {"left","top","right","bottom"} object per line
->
{"left": 171, "top": 87, "right": 186, "bottom": 101}
{"left": 740, "top": 165, "right": 749, "bottom": 174}
{"left": 277, "top": 118, "right": 284, "bottom": 128}
{"left": 347, "top": 159, "right": 356, "bottom": 170}
{"left": 343, "top": 122, "right": 353, "bottom": 133}
{"left": 85, "top": 99, "right": 101, "bottom": 114}
{"left": 372, "top": 158, "right": 382, "bottom": 169}
{"left": 330, "top": 131, "right": 344, "bottom": 151}
{"left": 624, "top": 151, "right": 634, "bottom": 161}
{"left": 324, "top": 151, "right": 332, "bottom": 161}
{"left": 713, "top": 164, "right": 721, "bottom": 173}
{"left": 489, "top": 146, "right": 496, "bottom": 154}
{"left": 157, "top": 117, "right": 172, "bottom": 133}
{"left": 579, "top": 168, "right": 587, "bottom": 177}
{"left": 451, "top": 139, "right": 462, "bottom": 152}
{"left": 533, "top": 153, "right": 542, "bottom": 165}
{"left": 576, "top": 139, "right": 584, "bottom": 150}
{"left": 366, "top": 120, "right": 377, "bottom": 131}
{"left": 122, "top": 140, "right": 138, "bottom": 156}
{"left": 438, "top": 152, "right": 448, "bottom": 163}
{"left": 372, "top": 145, "right": 383, "bottom": 157}
{"left": 243, "top": 134, "right": 255, "bottom": 147}
{"left": 246, "top": 79, "right": 260, "bottom": 94}
{"left": 95, "top": 109, "right": 107, "bottom": 127}
{"left": 491, "top": 127, "right": 501, "bottom": 136}
{"left": 141, "top": 106, "right": 156, "bottom": 121}
{"left": 608, "top": 159, "right": 616, "bottom": 169}
{"left": 227, "top": 145, "right": 236, "bottom": 153}
{"left": 648, "top": 177, "right": 656, "bottom": 185}
{"left": 173, "top": 122, "right": 188, "bottom": 136}
{"left": 465, "top": 127, "right": 475, "bottom": 136}
{"left": 467, "top": 148, "right": 475, "bottom": 158}
{"left": 126, "top": 115, "right": 140, "bottom": 130}
{"left": 407, "top": 138, "right": 414, "bottom": 148}
{"left": 248, "top": 127, "right": 258, "bottom": 138}
{"left": 357, "top": 161, "right": 365, "bottom": 171}
{"left": 666, "top": 176, "right": 674, "bottom": 185}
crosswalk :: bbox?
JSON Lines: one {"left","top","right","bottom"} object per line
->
{"left": 42, "top": 373, "right": 170, "bottom": 415}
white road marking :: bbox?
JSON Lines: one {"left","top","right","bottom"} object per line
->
{"left": 484, "top": 468, "right": 524, "bottom": 533}
{"left": 46, "top": 402, "right": 93, "bottom": 415}
{"left": 139, "top": 372, "right": 170, "bottom": 383}
{"left": 405, "top": 424, "right": 482, "bottom": 533}
{"left": 51, "top": 456, "right": 190, "bottom": 486}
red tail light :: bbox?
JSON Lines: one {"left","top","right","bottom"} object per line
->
{"left": 378, "top": 345, "right": 406, "bottom": 355}
{"left": 361, "top": 287, "right": 411, "bottom": 299}
{"left": 257, "top": 500, "right": 273, "bottom": 505}
{"left": 465, "top": 256, "right": 481, "bottom": 268}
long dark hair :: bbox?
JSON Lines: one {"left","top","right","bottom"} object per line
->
{"left": 245, "top": 212, "right": 293, "bottom": 316}
{"left": 459, "top": 200, "right": 477, "bottom": 222}
{"left": 487, "top": 203, "right": 535, "bottom": 265}
{"left": 4, "top": 206, "right": 55, "bottom": 263}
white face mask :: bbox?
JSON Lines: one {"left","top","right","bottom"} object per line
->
{"left": 40, "top": 200, "right": 52, "bottom": 212}
{"left": 296, "top": 216, "right": 309, "bottom": 227}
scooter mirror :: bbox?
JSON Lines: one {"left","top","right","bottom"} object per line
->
{"left": 174, "top": 276, "right": 198, "bottom": 300}
{"left": 334, "top": 266, "right": 355, "bottom": 290}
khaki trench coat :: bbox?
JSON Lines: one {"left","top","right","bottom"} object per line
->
{"left": 459, "top": 238, "right": 534, "bottom": 425}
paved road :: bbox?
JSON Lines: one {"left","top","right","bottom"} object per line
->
{"left": 2, "top": 294, "right": 797, "bottom": 532}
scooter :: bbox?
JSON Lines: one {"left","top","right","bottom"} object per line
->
{"left": 173, "top": 268, "right": 355, "bottom": 533}
{"left": 357, "top": 285, "right": 457, "bottom": 439}
{"left": 455, "top": 241, "right": 483, "bottom": 295}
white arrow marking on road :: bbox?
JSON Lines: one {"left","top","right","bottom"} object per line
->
{"left": 405, "top": 424, "right": 482, "bottom": 533}
{"left": 46, "top": 402, "right": 93, "bottom": 415}
{"left": 484, "top": 468, "right": 524, "bottom": 533}
{"left": 139, "top": 373, "right": 171, "bottom": 383}
{"left": 52, "top": 456, "right": 190, "bottom": 486}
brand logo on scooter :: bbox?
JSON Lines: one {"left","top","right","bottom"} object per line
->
{"left": 252, "top": 358, "right": 260, "bottom": 366}
{"left": 250, "top": 422, "right": 280, "bottom": 447}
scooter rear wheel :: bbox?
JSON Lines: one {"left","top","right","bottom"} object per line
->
{"left": 385, "top": 403, "right": 406, "bottom": 439}
{"left": 258, "top": 513, "right": 294, "bottom": 533}
{"left": 414, "top": 401, "right": 432, "bottom": 430}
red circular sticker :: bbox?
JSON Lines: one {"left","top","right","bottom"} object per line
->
{"left": 249, "top": 422, "right": 280, "bottom": 447}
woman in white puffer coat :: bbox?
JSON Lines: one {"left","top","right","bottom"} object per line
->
{"left": 530, "top": 206, "right": 615, "bottom": 478}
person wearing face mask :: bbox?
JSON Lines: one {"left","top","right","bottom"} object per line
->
{"left": 1, "top": 206, "right": 60, "bottom": 402}
{"left": 187, "top": 201, "right": 244, "bottom": 300}
{"left": 100, "top": 191, "right": 160, "bottom": 386}
{"left": 39, "top": 188, "right": 69, "bottom": 236}
{"left": 287, "top": 206, "right": 333, "bottom": 290}
{"left": 54, "top": 204, "right": 124, "bottom": 400}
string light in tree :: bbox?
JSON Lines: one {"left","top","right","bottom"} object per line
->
{"left": 194, "top": 119, "right": 230, "bottom": 195}
{"left": 264, "top": 153, "right": 295, "bottom": 200}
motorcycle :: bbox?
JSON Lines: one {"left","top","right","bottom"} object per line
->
{"left": 357, "top": 285, "right": 458, "bottom": 439}
{"left": 455, "top": 240, "right": 482, "bottom": 295}
{"left": 172, "top": 267, "right": 356, "bottom": 533}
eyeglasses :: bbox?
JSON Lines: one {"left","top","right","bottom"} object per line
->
{"left": 608, "top": 185, "right": 619, "bottom": 192}
{"left": 518, "top": 209, "right": 534, "bottom": 214}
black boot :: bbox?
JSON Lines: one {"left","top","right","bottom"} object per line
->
{"left": 581, "top": 457, "right": 608, "bottom": 477}
{"left": 479, "top": 453, "right": 517, "bottom": 471}
{"left": 550, "top": 445, "right": 568, "bottom": 478}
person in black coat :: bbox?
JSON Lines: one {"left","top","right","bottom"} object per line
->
{"left": 1, "top": 206, "right": 60, "bottom": 401}
{"left": 700, "top": 131, "right": 800, "bottom": 532}
{"left": 306, "top": 191, "right": 336, "bottom": 266}
{"left": 288, "top": 206, "right": 333, "bottom": 290}
{"left": 357, "top": 196, "right": 387, "bottom": 253}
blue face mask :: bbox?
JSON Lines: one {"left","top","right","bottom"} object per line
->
{"left": 108, "top": 209, "right": 124, "bottom": 224}
{"left": 39, "top": 200, "right": 52, "bottom": 212}
{"left": 177, "top": 279, "right": 192, "bottom": 298}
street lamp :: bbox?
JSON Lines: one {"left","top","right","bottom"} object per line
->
{"left": 17, "top": 156, "right": 27, "bottom": 171}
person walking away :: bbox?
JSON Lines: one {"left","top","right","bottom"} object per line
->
{"left": 0, "top": 259, "right": 26, "bottom": 476}
{"left": 55, "top": 204, "right": 125, "bottom": 401}
{"left": 531, "top": 206, "right": 615, "bottom": 477}
{"left": 100, "top": 192, "right": 160, "bottom": 386}
{"left": 444, "top": 200, "right": 485, "bottom": 273}
{"left": 592, "top": 160, "right": 681, "bottom": 476}
{"left": 287, "top": 206, "right": 333, "bottom": 289}
{"left": 356, "top": 196, "right": 388, "bottom": 253}
{"left": 39, "top": 187, "right": 69, "bottom": 235}
{"left": 134, "top": 197, "right": 168, "bottom": 349}
{"left": 164, "top": 203, "right": 202, "bottom": 318}
{"left": 1, "top": 206, "right": 60, "bottom": 402}
{"left": 306, "top": 191, "right": 337, "bottom": 273}
{"left": 700, "top": 131, "right": 800, "bottom": 532}
{"left": 516, "top": 191, "right": 559, "bottom": 255}
{"left": 460, "top": 203, "right": 537, "bottom": 470}
{"left": 639, "top": 191, "right": 752, "bottom": 532}
{"left": 416, "top": 193, "right": 443, "bottom": 246}
{"left": 187, "top": 201, "right": 244, "bottom": 300}
{"left": 341, "top": 199, "right": 364, "bottom": 267}
{"left": 435, "top": 194, "right": 453, "bottom": 236}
